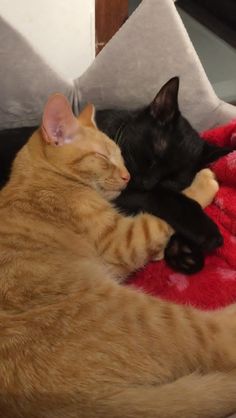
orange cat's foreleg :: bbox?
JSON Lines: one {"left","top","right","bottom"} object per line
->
{"left": 95, "top": 211, "right": 172, "bottom": 279}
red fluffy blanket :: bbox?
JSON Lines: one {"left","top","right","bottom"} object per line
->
{"left": 130, "top": 120, "right": 236, "bottom": 310}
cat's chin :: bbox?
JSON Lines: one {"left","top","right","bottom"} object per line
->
{"left": 102, "top": 190, "right": 122, "bottom": 201}
{"left": 94, "top": 184, "right": 123, "bottom": 201}
{"left": 96, "top": 187, "right": 122, "bottom": 201}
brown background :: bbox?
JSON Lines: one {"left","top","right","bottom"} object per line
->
{"left": 95, "top": 0, "right": 129, "bottom": 55}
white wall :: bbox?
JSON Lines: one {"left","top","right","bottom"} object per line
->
{"left": 0, "top": 0, "right": 95, "bottom": 80}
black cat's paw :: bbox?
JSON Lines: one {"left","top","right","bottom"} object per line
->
{"left": 195, "top": 218, "right": 223, "bottom": 252}
{"left": 164, "top": 234, "right": 204, "bottom": 275}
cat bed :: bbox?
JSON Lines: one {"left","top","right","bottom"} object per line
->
{"left": 129, "top": 119, "right": 236, "bottom": 310}
{"left": 1, "top": 0, "right": 236, "bottom": 131}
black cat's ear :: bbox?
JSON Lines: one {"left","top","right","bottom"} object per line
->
{"left": 200, "top": 142, "right": 231, "bottom": 167}
{"left": 150, "top": 77, "right": 179, "bottom": 123}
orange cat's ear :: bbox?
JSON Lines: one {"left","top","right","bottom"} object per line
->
{"left": 77, "top": 104, "right": 97, "bottom": 128}
{"left": 41, "top": 94, "right": 79, "bottom": 146}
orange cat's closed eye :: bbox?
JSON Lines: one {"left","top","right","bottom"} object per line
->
{"left": 95, "top": 152, "right": 109, "bottom": 160}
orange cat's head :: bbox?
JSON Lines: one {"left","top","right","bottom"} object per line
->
{"left": 37, "top": 94, "right": 130, "bottom": 200}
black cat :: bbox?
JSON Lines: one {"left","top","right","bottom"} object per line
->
{"left": 0, "top": 77, "right": 232, "bottom": 273}
{"left": 95, "top": 77, "right": 232, "bottom": 273}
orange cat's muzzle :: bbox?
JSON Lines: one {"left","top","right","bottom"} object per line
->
{"left": 120, "top": 169, "right": 130, "bottom": 184}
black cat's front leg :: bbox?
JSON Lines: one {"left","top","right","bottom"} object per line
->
{"left": 150, "top": 186, "right": 223, "bottom": 274}
{"left": 115, "top": 186, "right": 222, "bottom": 251}
{"left": 114, "top": 189, "right": 149, "bottom": 216}
{"left": 146, "top": 185, "right": 222, "bottom": 251}
{"left": 114, "top": 184, "right": 222, "bottom": 274}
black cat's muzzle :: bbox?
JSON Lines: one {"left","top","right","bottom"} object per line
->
{"left": 139, "top": 162, "right": 162, "bottom": 191}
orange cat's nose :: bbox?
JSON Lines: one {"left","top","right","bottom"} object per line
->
{"left": 121, "top": 170, "right": 130, "bottom": 183}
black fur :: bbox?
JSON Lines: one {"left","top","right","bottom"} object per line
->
{"left": 96, "top": 77, "right": 231, "bottom": 273}
{"left": 0, "top": 127, "right": 35, "bottom": 187}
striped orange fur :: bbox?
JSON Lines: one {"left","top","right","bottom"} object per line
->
{"left": 0, "top": 94, "right": 235, "bottom": 418}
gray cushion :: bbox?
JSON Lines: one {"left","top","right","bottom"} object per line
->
{"left": 0, "top": 0, "right": 235, "bottom": 132}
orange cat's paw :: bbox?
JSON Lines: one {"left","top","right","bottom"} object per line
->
{"left": 194, "top": 169, "right": 219, "bottom": 207}
{"left": 195, "top": 168, "right": 217, "bottom": 182}
{"left": 185, "top": 168, "right": 219, "bottom": 209}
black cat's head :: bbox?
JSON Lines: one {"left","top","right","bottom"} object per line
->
{"left": 121, "top": 77, "right": 204, "bottom": 191}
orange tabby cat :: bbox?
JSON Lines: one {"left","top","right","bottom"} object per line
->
{"left": 0, "top": 94, "right": 235, "bottom": 418}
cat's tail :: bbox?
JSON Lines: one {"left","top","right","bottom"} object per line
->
{"left": 94, "top": 371, "right": 236, "bottom": 418}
